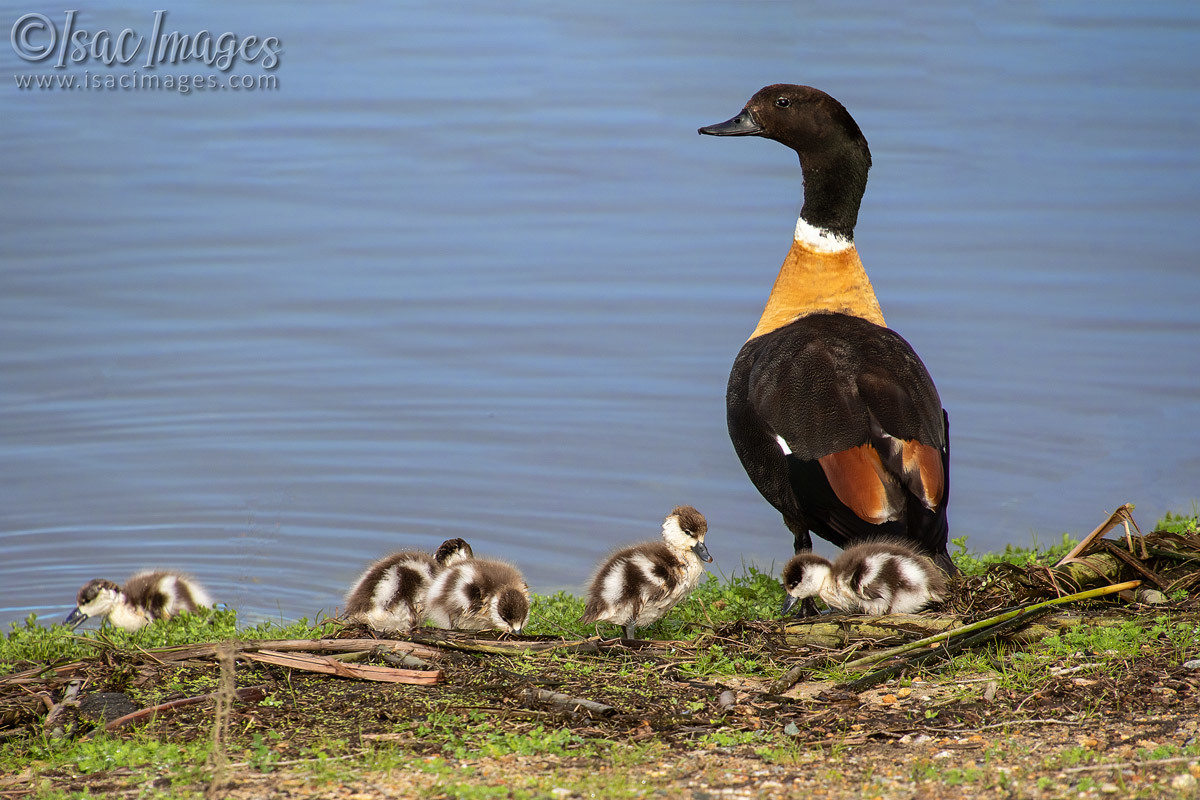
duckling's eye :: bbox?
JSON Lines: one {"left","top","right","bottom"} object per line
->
{"left": 775, "top": 97, "right": 790, "bottom": 108}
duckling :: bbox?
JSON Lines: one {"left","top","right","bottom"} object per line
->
{"left": 344, "top": 537, "right": 475, "bottom": 633}
{"left": 580, "top": 505, "right": 713, "bottom": 640}
{"left": 699, "top": 85, "right": 952, "bottom": 589}
{"left": 424, "top": 557, "right": 530, "bottom": 634}
{"left": 65, "top": 570, "right": 213, "bottom": 631}
{"left": 780, "top": 540, "right": 946, "bottom": 616}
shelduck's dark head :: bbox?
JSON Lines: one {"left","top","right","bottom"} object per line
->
{"left": 779, "top": 553, "right": 832, "bottom": 616}
{"left": 65, "top": 578, "right": 121, "bottom": 628}
{"left": 698, "top": 84, "right": 872, "bottom": 240}
{"left": 663, "top": 505, "right": 713, "bottom": 563}
{"left": 434, "top": 537, "right": 474, "bottom": 568}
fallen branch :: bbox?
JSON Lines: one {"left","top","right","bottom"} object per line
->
{"left": 767, "top": 650, "right": 861, "bottom": 695}
{"left": 842, "top": 604, "right": 1056, "bottom": 691}
{"left": 841, "top": 580, "right": 1142, "bottom": 672}
{"left": 144, "top": 638, "right": 445, "bottom": 663}
{"left": 228, "top": 753, "right": 362, "bottom": 769}
{"left": 241, "top": 650, "right": 441, "bottom": 685}
{"left": 0, "top": 661, "right": 88, "bottom": 687}
{"left": 378, "top": 651, "right": 434, "bottom": 670}
{"left": 1056, "top": 504, "right": 1140, "bottom": 565}
{"left": 97, "top": 685, "right": 268, "bottom": 733}
{"left": 413, "top": 632, "right": 607, "bottom": 655}
{"left": 526, "top": 687, "right": 615, "bottom": 717}
{"left": 779, "top": 610, "right": 1135, "bottom": 650}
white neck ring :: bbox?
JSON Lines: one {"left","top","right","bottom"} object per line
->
{"left": 794, "top": 216, "right": 853, "bottom": 253}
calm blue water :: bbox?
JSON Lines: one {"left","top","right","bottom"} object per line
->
{"left": 2, "top": 1, "right": 1198, "bottom": 628}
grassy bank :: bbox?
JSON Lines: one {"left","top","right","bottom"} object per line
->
{"left": 2, "top": 512, "right": 1198, "bottom": 799}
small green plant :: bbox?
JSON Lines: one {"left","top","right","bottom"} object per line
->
{"left": 755, "top": 739, "right": 812, "bottom": 766}
{"left": 246, "top": 731, "right": 283, "bottom": 772}
{"left": 527, "top": 591, "right": 590, "bottom": 638}
{"left": 258, "top": 693, "right": 284, "bottom": 708}
{"left": 698, "top": 728, "right": 764, "bottom": 748}
{"left": 951, "top": 534, "right": 1077, "bottom": 576}
{"left": 675, "top": 643, "right": 763, "bottom": 678}
{"left": 1157, "top": 509, "right": 1199, "bottom": 534}
{"left": 477, "top": 726, "right": 590, "bottom": 759}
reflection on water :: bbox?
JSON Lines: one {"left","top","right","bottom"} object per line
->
{"left": 2, "top": 1, "right": 1198, "bottom": 627}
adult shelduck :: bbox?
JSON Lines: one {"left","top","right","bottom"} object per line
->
{"left": 65, "top": 570, "right": 213, "bottom": 631}
{"left": 580, "top": 505, "right": 713, "bottom": 640}
{"left": 698, "top": 85, "right": 952, "bottom": 599}
{"left": 781, "top": 539, "right": 947, "bottom": 616}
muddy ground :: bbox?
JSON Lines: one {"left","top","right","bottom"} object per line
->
{"left": 5, "top": 609, "right": 1200, "bottom": 800}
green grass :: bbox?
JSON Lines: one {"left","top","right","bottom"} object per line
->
{"left": 3, "top": 512, "right": 1198, "bottom": 799}
{"left": 950, "top": 533, "right": 1078, "bottom": 577}
{"left": 1, "top": 608, "right": 326, "bottom": 674}
{"left": 527, "top": 565, "right": 784, "bottom": 640}
{"left": 2, "top": 729, "right": 211, "bottom": 795}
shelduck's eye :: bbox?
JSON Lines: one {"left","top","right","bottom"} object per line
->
{"left": 775, "top": 97, "right": 790, "bottom": 108}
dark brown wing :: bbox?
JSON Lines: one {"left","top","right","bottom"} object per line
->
{"left": 730, "top": 312, "right": 949, "bottom": 558}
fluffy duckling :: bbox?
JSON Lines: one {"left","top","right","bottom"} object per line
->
{"left": 344, "top": 537, "right": 474, "bottom": 633}
{"left": 781, "top": 540, "right": 946, "bottom": 616}
{"left": 65, "top": 570, "right": 213, "bottom": 631}
{"left": 580, "top": 505, "right": 713, "bottom": 640}
{"left": 424, "top": 557, "right": 530, "bottom": 634}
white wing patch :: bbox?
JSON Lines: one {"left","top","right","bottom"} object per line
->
{"left": 775, "top": 435, "right": 792, "bottom": 455}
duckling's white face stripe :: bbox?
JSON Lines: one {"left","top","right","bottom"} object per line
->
{"left": 76, "top": 586, "right": 121, "bottom": 618}
{"left": 794, "top": 215, "right": 853, "bottom": 253}
{"left": 661, "top": 515, "right": 703, "bottom": 553}
{"left": 787, "top": 561, "right": 832, "bottom": 600}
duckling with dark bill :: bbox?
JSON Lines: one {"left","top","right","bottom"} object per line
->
{"left": 580, "top": 505, "right": 713, "bottom": 640}
{"left": 781, "top": 539, "right": 946, "bottom": 616}
{"left": 65, "top": 570, "right": 213, "bottom": 631}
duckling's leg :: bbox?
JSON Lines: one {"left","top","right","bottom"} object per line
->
{"left": 624, "top": 620, "right": 637, "bottom": 640}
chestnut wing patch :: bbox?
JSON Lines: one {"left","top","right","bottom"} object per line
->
{"left": 817, "top": 445, "right": 903, "bottom": 525}
{"left": 745, "top": 313, "right": 947, "bottom": 516}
